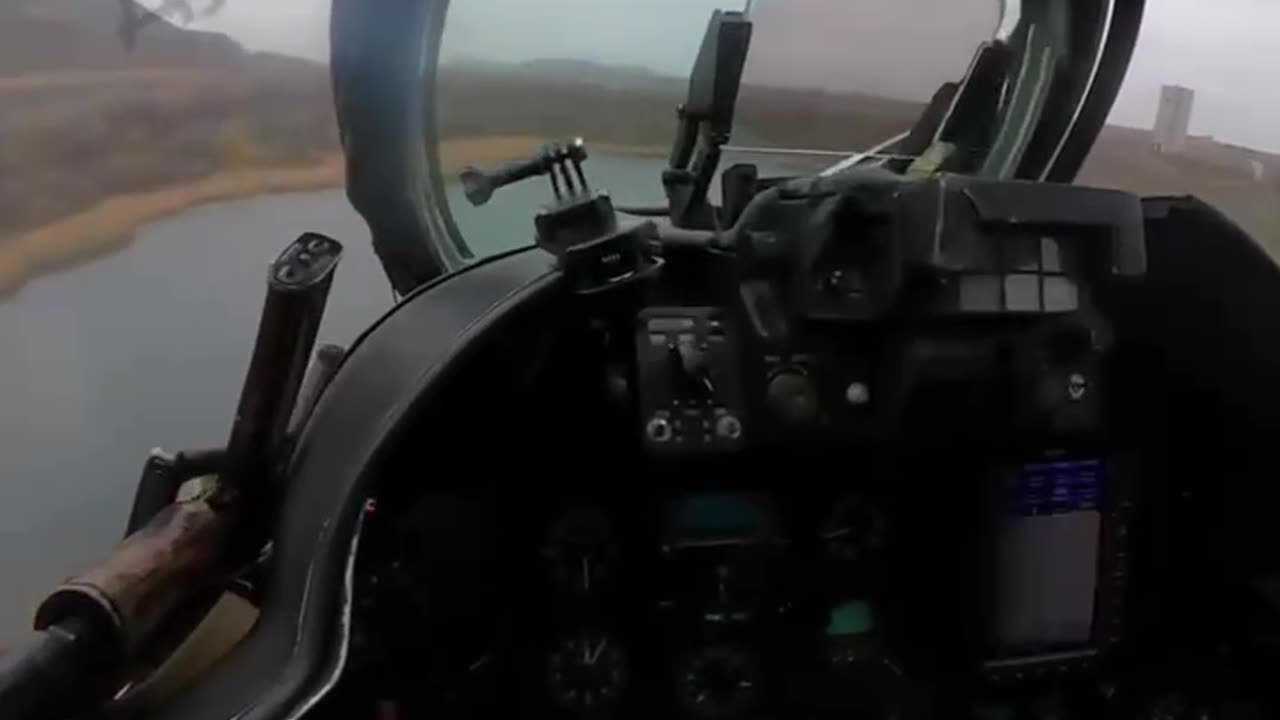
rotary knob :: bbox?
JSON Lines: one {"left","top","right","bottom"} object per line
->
{"left": 766, "top": 368, "right": 819, "bottom": 425}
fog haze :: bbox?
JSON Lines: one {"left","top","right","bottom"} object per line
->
{"left": 155, "top": 0, "right": 1280, "bottom": 152}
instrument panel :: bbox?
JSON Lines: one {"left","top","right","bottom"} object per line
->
{"left": 338, "top": 175, "right": 1150, "bottom": 719}
{"left": 635, "top": 306, "right": 1110, "bottom": 456}
{"left": 348, "top": 453, "right": 1125, "bottom": 720}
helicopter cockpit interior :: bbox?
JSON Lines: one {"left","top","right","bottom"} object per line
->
{"left": 3, "top": 2, "right": 1280, "bottom": 720}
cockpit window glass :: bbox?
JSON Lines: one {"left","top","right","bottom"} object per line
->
{"left": 733, "top": 0, "right": 1002, "bottom": 171}
{"left": 1079, "top": 0, "right": 1280, "bottom": 254}
{"left": 434, "top": 0, "right": 1008, "bottom": 261}
{"left": 435, "top": 0, "right": 726, "bottom": 259}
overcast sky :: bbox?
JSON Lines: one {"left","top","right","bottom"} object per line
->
{"left": 166, "top": 0, "right": 1280, "bottom": 152}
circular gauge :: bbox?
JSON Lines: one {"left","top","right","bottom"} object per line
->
{"left": 823, "top": 602, "right": 915, "bottom": 720}
{"left": 822, "top": 493, "right": 887, "bottom": 568}
{"left": 409, "top": 649, "right": 501, "bottom": 717}
{"left": 544, "top": 507, "right": 618, "bottom": 594}
{"left": 546, "top": 631, "right": 628, "bottom": 715}
{"left": 826, "top": 600, "right": 880, "bottom": 666}
{"left": 675, "top": 646, "right": 761, "bottom": 720}
{"left": 825, "top": 640, "right": 913, "bottom": 719}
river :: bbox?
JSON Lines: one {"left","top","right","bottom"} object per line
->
{"left": 0, "top": 152, "right": 809, "bottom": 644}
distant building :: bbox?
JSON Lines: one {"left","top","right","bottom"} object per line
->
{"left": 1153, "top": 85, "right": 1194, "bottom": 154}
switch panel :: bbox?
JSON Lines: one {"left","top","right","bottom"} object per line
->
{"left": 636, "top": 307, "right": 745, "bottom": 454}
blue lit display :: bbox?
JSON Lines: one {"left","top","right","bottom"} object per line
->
{"left": 1006, "top": 458, "right": 1103, "bottom": 517}
{"left": 677, "top": 494, "right": 771, "bottom": 537}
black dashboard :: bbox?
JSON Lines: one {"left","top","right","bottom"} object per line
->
{"left": 239, "top": 171, "right": 1280, "bottom": 720}
{"left": 323, "top": 173, "right": 1223, "bottom": 720}
{"left": 349, "top": 452, "right": 1134, "bottom": 720}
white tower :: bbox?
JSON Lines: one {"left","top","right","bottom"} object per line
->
{"left": 1153, "top": 85, "right": 1194, "bottom": 154}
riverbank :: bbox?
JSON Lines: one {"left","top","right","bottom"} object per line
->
{"left": 0, "top": 135, "right": 663, "bottom": 299}
{"left": 0, "top": 158, "right": 345, "bottom": 299}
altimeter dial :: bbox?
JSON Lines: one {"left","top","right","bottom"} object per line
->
{"left": 547, "top": 631, "right": 628, "bottom": 715}
{"left": 675, "top": 646, "right": 761, "bottom": 720}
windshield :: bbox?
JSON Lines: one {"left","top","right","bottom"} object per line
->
{"left": 435, "top": 0, "right": 1006, "bottom": 258}
{"left": 735, "top": 0, "right": 999, "bottom": 158}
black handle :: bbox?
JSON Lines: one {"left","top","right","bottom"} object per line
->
{"left": 460, "top": 140, "right": 588, "bottom": 206}
{"left": 219, "top": 233, "right": 342, "bottom": 512}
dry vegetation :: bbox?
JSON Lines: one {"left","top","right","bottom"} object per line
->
{"left": 0, "top": 67, "right": 344, "bottom": 296}
{"left": 0, "top": 70, "right": 337, "bottom": 235}
{"left": 0, "top": 1, "right": 341, "bottom": 294}
{"left": 0, "top": 159, "right": 343, "bottom": 297}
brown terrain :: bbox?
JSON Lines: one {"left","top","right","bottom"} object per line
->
{"left": 2, "top": 0, "right": 1279, "bottom": 298}
{"left": 1079, "top": 126, "right": 1280, "bottom": 256}
{"left": 0, "top": 0, "right": 345, "bottom": 293}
